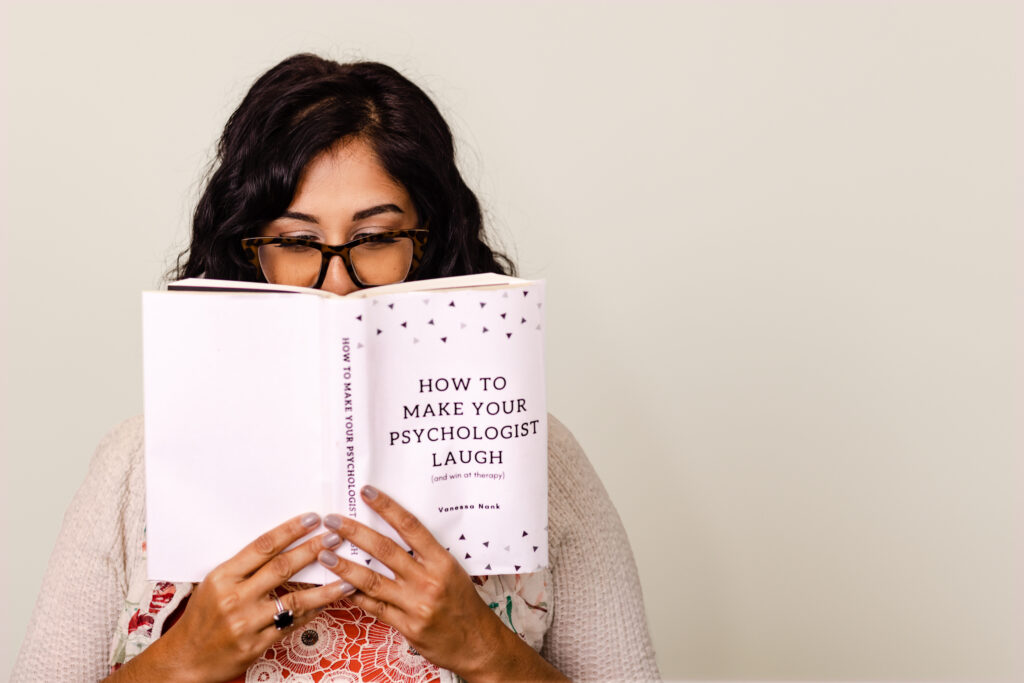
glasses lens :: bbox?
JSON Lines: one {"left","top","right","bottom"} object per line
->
{"left": 258, "top": 243, "right": 322, "bottom": 287}
{"left": 351, "top": 236, "right": 414, "bottom": 285}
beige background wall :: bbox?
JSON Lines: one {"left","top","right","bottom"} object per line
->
{"left": 3, "top": 2, "right": 1022, "bottom": 680}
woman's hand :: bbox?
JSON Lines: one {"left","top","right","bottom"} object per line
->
{"left": 108, "top": 513, "right": 354, "bottom": 683}
{"left": 318, "top": 487, "right": 567, "bottom": 682}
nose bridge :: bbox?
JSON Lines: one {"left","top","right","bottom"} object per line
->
{"left": 319, "top": 250, "right": 358, "bottom": 295}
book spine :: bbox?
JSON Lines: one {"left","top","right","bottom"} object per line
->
{"left": 331, "top": 299, "right": 373, "bottom": 568}
{"left": 322, "top": 298, "right": 341, "bottom": 537}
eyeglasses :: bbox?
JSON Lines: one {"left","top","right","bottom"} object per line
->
{"left": 241, "top": 229, "right": 428, "bottom": 289}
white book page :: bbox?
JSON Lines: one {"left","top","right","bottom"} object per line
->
{"left": 143, "top": 292, "right": 332, "bottom": 583}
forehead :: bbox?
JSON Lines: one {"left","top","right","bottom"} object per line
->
{"left": 290, "top": 137, "right": 409, "bottom": 209}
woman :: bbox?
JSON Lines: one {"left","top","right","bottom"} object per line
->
{"left": 13, "top": 54, "right": 659, "bottom": 682}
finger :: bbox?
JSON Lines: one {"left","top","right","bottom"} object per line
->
{"left": 344, "top": 590, "right": 410, "bottom": 634}
{"left": 243, "top": 531, "right": 340, "bottom": 598}
{"left": 220, "top": 513, "right": 321, "bottom": 579}
{"left": 358, "top": 485, "right": 448, "bottom": 565}
{"left": 323, "top": 510, "right": 421, "bottom": 579}
{"left": 317, "top": 549, "right": 405, "bottom": 606}
{"left": 254, "top": 580, "right": 358, "bottom": 641}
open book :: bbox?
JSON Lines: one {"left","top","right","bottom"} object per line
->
{"left": 143, "top": 273, "right": 547, "bottom": 584}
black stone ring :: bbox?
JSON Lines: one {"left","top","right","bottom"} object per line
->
{"left": 271, "top": 593, "right": 294, "bottom": 630}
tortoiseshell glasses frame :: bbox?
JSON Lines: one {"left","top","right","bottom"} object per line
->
{"left": 241, "top": 229, "right": 429, "bottom": 289}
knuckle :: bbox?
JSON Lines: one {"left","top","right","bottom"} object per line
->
{"left": 332, "top": 559, "right": 353, "bottom": 579}
{"left": 364, "top": 570, "right": 384, "bottom": 597}
{"left": 438, "top": 553, "right": 458, "bottom": 573}
{"left": 253, "top": 532, "right": 276, "bottom": 556}
{"left": 226, "top": 617, "right": 248, "bottom": 639}
{"left": 407, "top": 621, "right": 425, "bottom": 641}
{"left": 217, "top": 592, "right": 240, "bottom": 613}
{"left": 415, "top": 601, "right": 435, "bottom": 622}
{"left": 422, "top": 578, "right": 445, "bottom": 600}
{"left": 371, "top": 537, "right": 395, "bottom": 562}
{"left": 396, "top": 511, "right": 421, "bottom": 534}
{"left": 267, "top": 555, "right": 292, "bottom": 581}
{"left": 281, "top": 592, "right": 302, "bottom": 616}
{"left": 374, "top": 600, "right": 388, "bottom": 620}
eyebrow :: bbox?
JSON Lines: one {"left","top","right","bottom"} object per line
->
{"left": 280, "top": 210, "right": 319, "bottom": 223}
{"left": 352, "top": 204, "right": 404, "bottom": 221}
{"left": 279, "top": 204, "right": 405, "bottom": 224}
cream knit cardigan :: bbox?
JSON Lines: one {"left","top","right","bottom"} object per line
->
{"left": 13, "top": 414, "right": 660, "bottom": 681}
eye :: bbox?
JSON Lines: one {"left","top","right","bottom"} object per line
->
{"left": 282, "top": 232, "right": 322, "bottom": 241}
{"left": 351, "top": 226, "right": 400, "bottom": 241}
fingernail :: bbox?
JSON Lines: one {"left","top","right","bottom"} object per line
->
{"left": 361, "top": 485, "right": 379, "bottom": 501}
{"left": 324, "top": 514, "right": 343, "bottom": 531}
{"left": 319, "top": 550, "right": 339, "bottom": 567}
{"left": 336, "top": 581, "right": 356, "bottom": 597}
{"left": 322, "top": 533, "right": 341, "bottom": 549}
{"left": 302, "top": 513, "right": 320, "bottom": 528}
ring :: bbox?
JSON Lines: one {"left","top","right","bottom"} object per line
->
{"left": 271, "top": 593, "right": 294, "bottom": 630}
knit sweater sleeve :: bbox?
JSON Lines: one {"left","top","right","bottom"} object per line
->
{"left": 12, "top": 416, "right": 147, "bottom": 682}
{"left": 541, "top": 415, "right": 660, "bottom": 681}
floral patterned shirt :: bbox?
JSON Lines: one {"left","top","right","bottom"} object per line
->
{"left": 109, "top": 538, "right": 552, "bottom": 682}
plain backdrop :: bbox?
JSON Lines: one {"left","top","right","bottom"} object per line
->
{"left": 3, "top": 1, "right": 1022, "bottom": 680}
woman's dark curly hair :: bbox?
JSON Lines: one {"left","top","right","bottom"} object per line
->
{"left": 172, "top": 54, "right": 513, "bottom": 282}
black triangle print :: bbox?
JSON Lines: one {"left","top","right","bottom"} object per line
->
{"left": 356, "top": 315, "right": 362, "bottom": 321}
{"left": 482, "top": 327, "right": 489, "bottom": 333}
{"left": 401, "top": 321, "right": 407, "bottom": 327}
{"left": 514, "top": 564, "right": 521, "bottom": 571}
{"left": 408, "top": 550, "right": 415, "bottom": 556}
{"left": 500, "top": 313, "right": 507, "bottom": 319}
{"left": 376, "top": 329, "right": 382, "bottom": 335}
{"left": 533, "top": 546, "right": 538, "bottom": 552}
{"left": 441, "top": 337, "right": 447, "bottom": 343}
{"left": 523, "top": 291, "right": 529, "bottom": 297}
{"left": 458, "top": 534, "right": 466, "bottom": 540}
{"left": 479, "top": 302, "right": 486, "bottom": 308}
{"left": 465, "top": 553, "right": 471, "bottom": 559}
{"left": 388, "top": 303, "right": 394, "bottom": 309}
{"left": 521, "top": 317, "right": 527, "bottom": 324}
{"left": 448, "top": 300, "right": 456, "bottom": 307}
{"left": 504, "top": 545, "right": 510, "bottom": 552}
{"left": 428, "top": 319, "right": 435, "bottom": 325}
{"left": 522, "top": 530, "right": 528, "bottom": 537}
{"left": 506, "top": 332, "right": 512, "bottom": 339}
{"left": 365, "top": 559, "right": 372, "bottom": 565}
{"left": 485, "top": 564, "right": 491, "bottom": 571}
{"left": 482, "top": 541, "right": 489, "bottom": 547}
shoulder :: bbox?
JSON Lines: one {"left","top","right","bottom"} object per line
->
{"left": 545, "top": 413, "right": 604, "bottom": 505}
{"left": 96, "top": 413, "right": 145, "bottom": 457}
{"left": 546, "top": 412, "right": 588, "bottom": 473}
{"left": 88, "top": 414, "right": 146, "bottom": 479}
